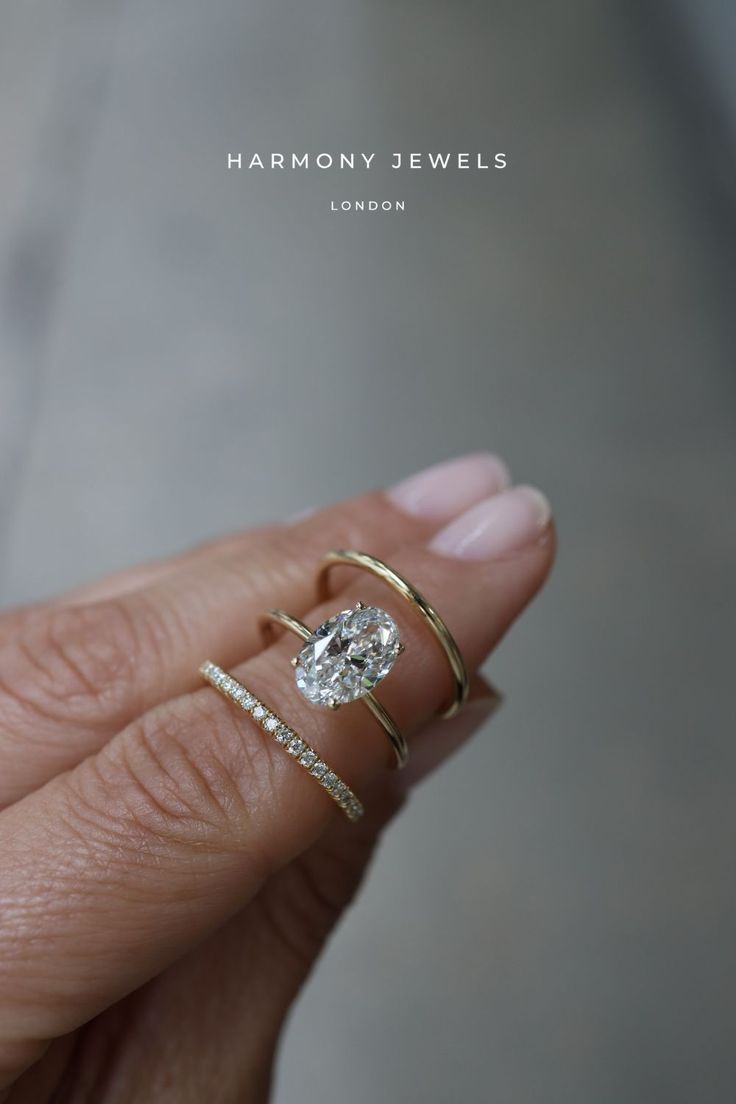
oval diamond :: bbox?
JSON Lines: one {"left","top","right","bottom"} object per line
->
{"left": 295, "top": 605, "right": 402, "bottom": 707}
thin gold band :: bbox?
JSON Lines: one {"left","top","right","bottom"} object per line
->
{"left": 259, "top": 609, "right": 409, "bottom": 769}
{"left": 316, "top": 549, "right": 470, "bottom": 719}
{"left": 199, "top": 661, "right": 363, "bottom": 822}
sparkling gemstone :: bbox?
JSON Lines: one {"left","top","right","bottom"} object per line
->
{"left": 295, "top": 605, "right": 401, "bottom": 706}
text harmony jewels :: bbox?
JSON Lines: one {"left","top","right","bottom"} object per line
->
{"left": 228, "top": 152, "right": 507, "bottom": 170}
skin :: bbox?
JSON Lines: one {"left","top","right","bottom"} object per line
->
{"left": 0, "top": 481, "right": 554, "bottom": 1102}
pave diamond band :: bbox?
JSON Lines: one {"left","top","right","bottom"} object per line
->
{"left": 259, "top": 609, "right": 412, "bottom": 772}
{"left": 199, "top": 661, "right": 364, "bottom": 823}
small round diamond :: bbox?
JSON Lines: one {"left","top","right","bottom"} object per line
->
{"left": 199, "top": 662, "right": 364, "bottom": 823}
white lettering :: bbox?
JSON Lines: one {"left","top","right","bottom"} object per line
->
{"left": 340, "top": 153, "right": 355, "bottom": 169}
{"left": 428, "top": 152, "right": 451, "bottom": 169}
{"left": 317, "top": 153, "right": 333, "bottom": 168}
{"left": 329, "top": 199, "right": 405, "bottom": 211}
{"left": 227, "top": 153, "right": 242, "bottom": 168}
{"left": 410, "top": 153, "right": 421, "bottom": 168}
{"left": 458, "top": 153, "right": 469, "bottom": 168}
{"left": 392, "top": 153, "right": 402, "bottom": 168}
{"left": 248, "top": 154, "right": 264, "bottom": 169}
{"left": 271, "top": 153, "right": 284, "bottom": 168}
{"left": 361, "top": 153, "right": 375, "bottom": 168}
{"left": 495, "top": 153, "right": 507, "bottom": 169}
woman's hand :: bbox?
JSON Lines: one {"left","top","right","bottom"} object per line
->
{"left": 0, "top": 455, "right": 554, "bottom": 1103}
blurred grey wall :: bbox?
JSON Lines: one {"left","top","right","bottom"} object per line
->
{"left": 1, "top": 2, "right": 734, "bottom": 1102}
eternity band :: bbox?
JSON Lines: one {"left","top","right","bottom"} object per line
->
{"left": 199, "top": 661, "right": 364, "bottom": 823}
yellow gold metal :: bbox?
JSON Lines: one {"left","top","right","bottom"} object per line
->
{"left": 316, "top": 549, "right": 470, "bottom": 719}
{"left": 199, "top": 661, "right": 363, "bottom": 822}
{"left": 259, "top": 607, "right": 409, "bottom": 769}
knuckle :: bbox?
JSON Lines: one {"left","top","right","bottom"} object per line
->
{"left": 70, "top": 694, "right": 276, "bottom": 863}
{"left": 0, "top": 595, "right": 172, "bottom": 733}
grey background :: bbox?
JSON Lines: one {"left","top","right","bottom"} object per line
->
{"left": 1, "top": 2, "right": 735, "bottom": 1101}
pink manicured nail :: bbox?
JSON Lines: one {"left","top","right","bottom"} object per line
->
{"left": 430, "top": 485, "right": 551, "bottom": 560}
{"left": 387, "top": 453, "right": 511, "bottom": 522}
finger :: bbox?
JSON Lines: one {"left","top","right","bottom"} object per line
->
{"left": 0, "top": 487, "right": 553, "bottom": 1085}
{"left": 6, "top": 677, "right": 500, "bottom": 1103}
{"left": 0, "top": 453, "right": 510, "bottom": 807}
{"left": 3, "top": 453, "right": 510, "bottom": 619}
{"left": 51, "top": 523, "right": 332, "bottom": 607}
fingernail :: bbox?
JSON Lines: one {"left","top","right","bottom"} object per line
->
{"left": 430, "top": 485, "right": 551, "bottom": 560}
{"left": 387, "top": 453, "right": 511, "bottom": 522}
{"left": 402, "top": 692, "right": 502, "bottom": 788}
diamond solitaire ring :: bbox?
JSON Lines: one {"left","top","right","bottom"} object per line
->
{"left": 316, "top": 550, "right": 469, "bottom": 719}
{"left": 260, "top": 606, "right": 409, "bottom": 769}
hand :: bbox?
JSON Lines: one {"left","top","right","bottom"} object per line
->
{"left": 0, "top": 455, "right": 554, "bottom": 1102}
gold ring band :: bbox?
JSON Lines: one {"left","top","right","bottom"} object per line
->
{"left": 259, "top": 609, "right": 409, "bottom": 769}
{"left": 316, "top": 549, "right": 469, "bottom": 719}
{"left": 199, "top": 661, "right": 364, "bottom": 822}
